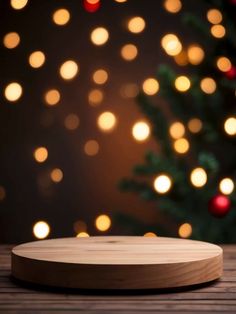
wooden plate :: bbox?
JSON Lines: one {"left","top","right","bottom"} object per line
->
{"left": 11, "top": 236, "right": 223, "bottom": 289}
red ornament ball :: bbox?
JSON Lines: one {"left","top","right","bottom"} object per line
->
{"left": 208, "top": 194, "right": 231, "bottom": 217}
{"left": 83, "top": 0, "right": 100, "bottom": 13}
{"left": 225, "top": 66, "right": 236, "bottom": 79}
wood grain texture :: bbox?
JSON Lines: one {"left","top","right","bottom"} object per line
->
{"left": 0, "top": 244, "right": 236, "bottom": 313}
{"left": 11, "top": 236, "right": 222, "bottom": 289}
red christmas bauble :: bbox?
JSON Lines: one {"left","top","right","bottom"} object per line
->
{"left": 83, "top": 0, "right": 100, "bottom": 13}
{"left": 225, "top": 66, "right": 236, "bottom": 79}
{"left": 208, "top": 195, "right": 231, "bottom": 217}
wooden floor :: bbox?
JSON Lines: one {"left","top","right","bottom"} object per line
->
{"left": 0, "top": 244, "right": 236, "bottom": 313}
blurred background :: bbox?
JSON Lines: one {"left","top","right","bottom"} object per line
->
{"left": 1, "top": 0, "right": 235, "bottom": 243}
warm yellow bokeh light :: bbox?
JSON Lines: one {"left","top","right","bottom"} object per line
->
{"left": 161, "top": 34, "right": 182, "bottom": 56}
{"left": 153, "top": 174, "right": 172, "bottom": 194}
{"left": 33, "top": 221, "right": 50, "bottom": 239}
{"left": 92, "top": 69, "right": 108, "bottom": 85}
{"left": 144, "top": 232, "right": 157, "bottom": 237}
{"left": 97, "top": 111, "right": 117, "bottom": 132}
{"left": 188, "top": 118, "right": 202, "bottom": 133}
{"left": 224, "top": 117, "right": 236, "bottom": 136}
{"left": 59, "top": 60, "right": 79, "bottom": 80}
{"left": 178, "top": 223, "right": 192, "bottom": 238}
{"left": 132, "top": 121, "right": 150, "bottom": 142}
{"left": 114, "top": 0, "right": 127, "bottom": 2}
{"left": 44, "top": 89, "right": 60, "bottom": 106}
{"left": 187, "top": 45, "right": 205, "bottom": 65}
{"left": 29, "top": 51, "right": 45, "bottom": 68}
{"left": 173, "top": 138, "right": 189, "bottom": 154}
{"left": 11, "top": 0, "right": 28, "bottom": 9}
{"left": 88, "top": 89, "right": 104, "bottom": 106}
{"left": 200, "top": 77, "right": 216, "bottom": 94}
{"left": 142, "top": 78, "right": 159, "bottom": 95}
{"left": 53, "top": 8, "right": 70, "bottom": 25}
{"left": 207, "top": 9, "right": 223, "bottom": 24}
{"left": 190, "top": 167, "right": 207, "bottom": 188}
{"left": 90, "top": 27, "right": 109, "bottom": 45}
{"left": 34, "top": 147, "right": 48, "bottom": 163}
{"left": 4, "top": 82, "right": 23, "bottom": 102}
{"left": 127, "top": 16, "right": 146, "bottom": 33}
{"left": 3, "top": 32, "right": 20, "bottom": 49}
{"left": 169, "top": 122, "right": 185, "bottom": 139}
{"left": 219, "top": 178, "right": 234, "bottom": 195}
{"left": 64, "top": 114, "right": 80, "bottom": 130}
{"left": 84, "top": 140, "right": 99, "bottom": 156}
{"left": 164, "top": 0, "right": 182, "bottom": 13}
{"left": 175, "top": 76, "right": 191, "bottom": 92}
{"left": 216, "top": 56, "right": 231, "bottom": 72}
{"left": 174, "top": 50, "right": 188, "bottom": 66}
{"left": 120, "top": 44, "right": 138, "bottom": 61}
{"left": 211, "top": 24, "right": 226, "bottom": 38}
{"left": 76, "top": 232, "right": 90, "bottom": 237}
{"left": 95, "top": 214, "right": 111, "bottom": 231}
{"left": 50, "top": 168, "right": 63, "bottom": 183}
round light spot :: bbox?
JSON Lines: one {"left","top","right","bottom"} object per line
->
{"left": 4, "top": 82, "right": 22, "bottom": 102}
{"left": 114, "top": 0, "right": 127, "bottom": 2}
{"left": 216, "top": 56, "right": 231, "bottom": 72}
{"left": 178, "top": 223, "right": 192, "bottom": 238}
{"left": 3, "top": 32, "right": 20, "bottom": 49}
{"left": 219, "top": 178, "right": 234, "bottom": 195}
{"left": 175, "top": 76, "right": 191, "bottom": 92}
{"left": 200, "top": 77, "right": 216, "bottom": 94}
{"left": 59, "top": 60, "right": 79, "bottom": 80}
{"left": 207, "top": 9, "right": 223, "bottom": 24}
{"left": 97, "top": 111, "right": 117, "bottom": 132}
{"left": 187, "top": 45, "right": 205, "bottom": 65}
{"left": 33, "top": 221, "right": 50, "bottom": 239}
{"left": 127, "top": 16, "right": 145, "bottom": 33}
{"left": 10, "top": 0, "right": 28, "bottom": 9}
{"left": 169, "top": 122, "right": 185, "bottom": 139}
{"left": 144, "top": 232, "right": 157, "bottom": 237}
{"left": 44, "top": 89, "right": 60, "bottom": 106}
{"left": 120, "top": 44, "right": 138, "bottom": 61}
{"left": 64, "top": 114, "right": 80, "bottom": 130}
{"left": 84, "top": 140, "right": 99, "bottom": 156}
{"left": 164, "top": 0, "right": 182, "bottom": 13}
{"left": 53, "top": 8, "right": 70, "bottom": 25}
{"left": 90, "top": 27, "right": 109, "bottom": 45}
{"left": 29, "top": 51, "right": 45, "bottom": 68}
{"left": 173, "top": 138, "right": 189, "bottom": 154}
{"left": 153, "top": 174, "right": 172, "bottom": 194}
{"left": 50, "top": 168, "right": 63, "bottom": 183}
{"left": 188, "top": 118, "right": 202, "bottom": 133}
{"left": 76, "top": 232, "right": 90, "bottom": 237}
{"left": 174, "top": 50, "right": 188, "bottom": 66}
{"left": 88, "top": 89, "right": 104, "bottom": 106}
{"left": 142, "top": 78, "right": 159, "bottom": 95}
{"left": 224, "top": 117, "right": 236, "bottom": 136}
{"left": 34, "top": 147, "right": 48, "bottom": 163}
{"left": 92, "top": 69, "right": 108, "bottom": 85}
{"left": 161, "top": 33, "right": 182, "bottom": 56}
{"left": 190, "top": 167, "right": 207, "bottom": 188}
{"left": 132, "top": 121, "right": 150, "bottom": 142}
{"left": 211, "top": 24, "right": 225, "bottom": 38}
{"left": 95, "top": 214, "right": 111, "bottom": 231}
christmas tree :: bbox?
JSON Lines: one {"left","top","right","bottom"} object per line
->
{"left": 120, "top": 0, "right": 236, "bottom": 243}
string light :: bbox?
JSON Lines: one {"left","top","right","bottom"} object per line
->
{"left": 34, "top": 147, "right": 48, "bottom": 163}
{"left": 77, "top": 231, "right": 90, "bottom": 237}
{"left": 190, "top": 167, "right": 207, "bottom": 188}
{"left": 53, "top": 8, "right": 70, "bottom": 25}
{"left": 178, "top": 223, "right": 192, "bottom": 238}
{"left": 163, "top": 0, "right": 182, "bottom": 13}
{"left": 174, "top": 76, "right": 191, "bottom": 92}
{"left": 3, "top": 32, "right": 20, "bottom": 49}
{"left": 188, "top": 118, "right": 202, "bottom": 133}
{"left": 127, "top": 16, "right": 146, "bottom": 33}
{"left": 211, "top": 24, "right": 226, "bottom": 38}
{"left": 144, "top": 232, "right": 157, "bottom": 237}
{"left": 0, "top": 186, "right": 6, "bottom": 201}
{"left": 207, "top": 9, "right": 223, "bottom": 24}
{"left": 142, "top": 78, "right": 159, "bottom": 95}
{"left": 95, "top": 214, "right": 111, "bottom": 231}
{"left": 84, "top": 140, "right": 99, "bottom": 156}
{"left": 90, "top": 27, "right": 109, "bottom": 45}
{"left": 153, "top": 174, "right": 172, "bottom": 194}
{"left": 92, "top": 69, "right": 108, "bottom": 85}
{"left": 187, "top": 45, "right": 205, "bottom": 65}
{"left": 64, "top": 114, "right": 80, "bottom": 130}
{"left": 28, "top": 51, "right": 46, "bottom": 68}
{"left": 173, "top": 138, "right": 189, "bottom": 154}
{"left": 33, "top": 221, "right": 50, "bottom": 239}
{"left": 4, "top": 82, "right": 23, "bottom": 102}
{"left": 44, "top": 89, "right": 60, "bottom": 106}
{"left": 161, "top": 34, "right": 182, "bottom": 56}
{"left": 120, "top": 44, "right": 138, "bottom": 61}
{"left": 97, "top": 112, "right": 117, "bottom": 132}
{"left": 50, "top": 168, "right": 63, "bottom": 183}
{"left": 216, "top": 56, "right": 232, "bottom": 72}
{"left": 88, "top": 89, "right": 104, "bottom": 106}
{"left": 10, "top": 0, "right": 28, "bottom": 10}
{"left": 200, "top": 77, "right": 216, "bottom": 94}
{"left": 132, "top": 121, "right": 150, "bottom": 142}
{"left": 169, "top": 122, "right": 185, "bottom": 139}
{"left": 219, "top": 178, "right": 234, "bottom": 195}
{"left": 59, "top": 60, "right": 79, "bottom": 80}
{"left": 224, "top": 117, "right": 236, "bottom": 136}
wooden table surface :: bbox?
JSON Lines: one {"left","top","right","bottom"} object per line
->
{"left": 1, "top": 244, "right": 236, "bottom": 313}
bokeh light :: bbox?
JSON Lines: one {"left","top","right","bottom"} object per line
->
{"left": 84, "top": 0, "right": 100, "bottom": 12}
{"left": 120, "top": 44, "right": 138, "bottom": 61}
{"left": 97, "top": 111, "right": 117, "bottom": 132}
{"left": 10, "top": 0, "right": 28, "bottom": 10}
{"left": 4, "top": 82, "right": 23, "bottom": 102}
{"left": 90, "top": 27, "right": 109, "bottom": 45}
{"left": 163, "top": 0, "right": 182, "bottom": 13}
{"left": 95, "top": 214, "right": 111, "bottom": 231}
{"left": 188, "top": 118, "right": 202, "bottom": 133}
{"left": 33, "top": 221, "right": 50, "bottom": 239}
{"left": 178, "top": 223, "right": 192, "bottom": 238}
{"left": 92, "top": 69, "right": 108, "bottom": 84}
{"left": 144, "top": 232, "right": 157, "bottom": 237}
{"left": 29, "top": 51, "right": 46, "bottom": 68}
{"left": 207, "top": 9, "right": 223, "bottom": 24}
{"left": 219, "top": 178, "right": 234, "bottom": 195}
{"left": 84, "top": 140, "right": 99, "bottom": 156}
{"left": 210, "top": 24, "right": 226, "bottom": 38}
{"left": 169, "top": 121, "right": 185, "bottom": 139}
{"left": 88, "top": 89, "right": 104, "bottom": 106}
{"left": 187, "top": 45, "right": 205, "bottom": 65}
{"left": 142, "top": 78, "right": 159, "bottom": 95}
{"left": 34, "top": 147, "right": 48, "bottom": 163}
{"left": 3, "top": 32, "right": 20, "bottom": 49}
{"left": 53, "top": 8, "right": 70, "bottom": 25}
{"left": 175, "top": 75, "right": 191, "bottom": 92}
{"left": 132, "top": 121, "right": 150, "bottom": 142}
{"left": 190, "top": 167, "right": 207, "bottom": 188}
{"left": 50, "top": 168, "right": 63, "bottom": 183}
{"left": 224, "top": 117, "right": 236, "bottom": 136}
{"left": 64, "top": 114, "right": 80, "bottom": 130}
{"left": 44, "top": 89, "right": 60, "bottom": 106}
{"left": 127, "top": 16, "right": 146, "bottom": 33}
{"left": 161, "top": 33, "right": 182, "bottom": 56}
{"left": 76, "top": 231, "right": 90, "bottom": 237}
{"left": 59, "top": 60, "right": 79, "bottom": 80}
{"left": 173, "top": 138, "right": 189, "bottom": 154}
{"left": 216, "top": 56, "right": 231, "bottom": 72}
{"left": 114, "top": 0, "right": 127, "bottom": 2}
{"left": 174, "top": 50, "right": 188, "bottom": 66}
{"left": 200, "top": 77, "right": 216, "bottom": 94}
{"left": 153, "top": 174, "right": 172, "bottom": 194}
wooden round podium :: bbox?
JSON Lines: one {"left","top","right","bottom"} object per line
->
{"left": 11, "top": 236, "right": 223, "bottom": 289}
